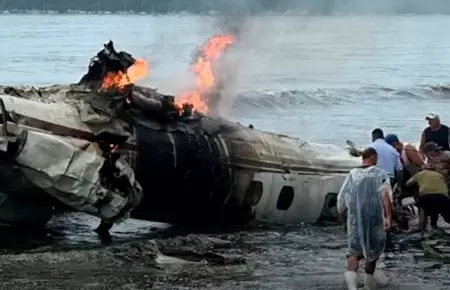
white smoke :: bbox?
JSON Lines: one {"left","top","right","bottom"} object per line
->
{"left": 198, "top": 0, "right": 447, "bottom": 118}
{"left": 207, "top": 12, "right": 265, "bottom": 118}
{"left": 200, "top": 0, "right": 450, "bottom": 15}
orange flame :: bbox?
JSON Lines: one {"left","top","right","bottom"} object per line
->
{"left": 176, "top": 35, "right": 234, "bottom": 114}
{"left": 100, "top": 59, "right": 148, "bottom": 91}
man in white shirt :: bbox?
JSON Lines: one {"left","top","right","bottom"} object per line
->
{"left": 370, "top": 129, "right": 405, "bottom": 230}
{"left": 370, "top": 128, "right": 404, "bottom": 191}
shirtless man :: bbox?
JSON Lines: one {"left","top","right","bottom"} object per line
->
{"left": 385, "top": 134, "right": 423, "bottom": 195}
{"left": 384, "top": 134, "right": 424, "bottom": 229}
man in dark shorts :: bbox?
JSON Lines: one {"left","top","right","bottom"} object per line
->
{"left": 405, "top": 165, "right": 450, "bottom": 236}
{"left": 422, "top": 141, "right": 450, "bottom": 228}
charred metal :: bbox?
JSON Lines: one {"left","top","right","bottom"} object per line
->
{"left": 0, "top": 41, "right": 362, "bottom": 230}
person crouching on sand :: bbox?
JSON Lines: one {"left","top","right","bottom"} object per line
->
{"left": 337, "top": 147, "right": 391, "bottom": 290}
{"left": 405, "top": 164, "right": 450, "bottom": 236}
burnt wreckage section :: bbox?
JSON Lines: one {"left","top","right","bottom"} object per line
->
{"left": 0, "top": 96, "right": 143, "bottom": 229}
{"left": 65, "top": 41, "right": 249, "bottom": 225}
{"left": 76, "top": 41, "right": 251, "bottom": 225}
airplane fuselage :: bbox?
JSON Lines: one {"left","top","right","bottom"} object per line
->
{"left": 0, "top": 85, "right": 360, "bottom": 227}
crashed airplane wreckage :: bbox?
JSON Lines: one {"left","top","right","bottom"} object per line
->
{"left": 0, "top": 40, "right": 363, "bottom": 229}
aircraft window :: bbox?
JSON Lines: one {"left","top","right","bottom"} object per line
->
{"left": 276, "top": 186, "right": 294, "bottom": 211}
{"left": 244, "top": 181, "right": 263, "bottom": 206}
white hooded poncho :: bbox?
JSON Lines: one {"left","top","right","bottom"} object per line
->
{"left": 337, "top": 165, "right": 392, "bottom": 262}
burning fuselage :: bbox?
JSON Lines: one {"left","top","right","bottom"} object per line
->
{"left": 0, "top": 40, "right": 363, "bottom": 228}
{"left": 0, "top": 82, "right": 361, "bottom": 227}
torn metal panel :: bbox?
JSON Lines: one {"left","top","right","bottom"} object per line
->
{"left": 0, "top": 87, "right": 131, "bottom": 139}
{"left": 8, "top": 129, "right": 142, "bottom": 223}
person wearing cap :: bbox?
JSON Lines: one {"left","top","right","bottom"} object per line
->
{"left": 385, "top": 134, "right": 423, "bottom": 189}
{"left": 419, "top": 113, "right": 450, "bottom": 159}
{"left": 405, "top": 164, "right": 450, "bottom": 236}
{"left": 385, "top": 134, "right": 423, "bottom": 177}
{"left": 385, "top": 134, "right": 423, "bottom": 229}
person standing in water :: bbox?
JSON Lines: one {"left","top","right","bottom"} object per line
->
{"left": 338, "top": 147, "right": 392, "bottom": 290}
{"left": 419, "top": 113, "right": 450, "bottom": 159}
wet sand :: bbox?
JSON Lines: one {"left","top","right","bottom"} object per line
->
{"left": 0, "top": 213, "right": 448, "bottom": 290}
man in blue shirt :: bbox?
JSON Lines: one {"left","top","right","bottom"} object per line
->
{"left": 370, "top": 129, "right": 406, "bottom": 230}
{"left": 370, "top": 128, "right": 404, "bottom": 189}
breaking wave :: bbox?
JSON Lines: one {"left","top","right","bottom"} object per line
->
{"left": 232, "top": 84, "right": 450, "bottom": 111}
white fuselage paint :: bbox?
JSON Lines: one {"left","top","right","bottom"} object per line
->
{"left": 252, "top": 172, "right": 346, "bottom": 224}
{"left": 222, "top": 126, "right": 360, "bottom": 225}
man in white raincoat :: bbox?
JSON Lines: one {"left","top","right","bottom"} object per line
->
{"left": 338, "top": 147, "right": 393, "bottom": 290}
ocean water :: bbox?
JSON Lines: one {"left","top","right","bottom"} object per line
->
{"left": 2, "top": 14, "right": 450, "bottom": 146}
{"left": 0, "top": 13, "right": 450, "bottom": 289}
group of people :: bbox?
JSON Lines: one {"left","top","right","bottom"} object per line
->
{"left": 337, "top": 113, "right": 450, "bottom": 290}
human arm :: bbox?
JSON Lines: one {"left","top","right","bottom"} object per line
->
{"left": 447, "top": 127, "right": 450, "bottom": 149}
{"left": 337, "top": 173, "right": 352, "bottom": 215}
{"left": 438, "top": 151, "right": 450, "bottom": 170}
{"left": 405, "top": 172, "right": 419, "bottom": 187}
{"left": 380, "top": 182, "right": 393, "bottom": 229}
{"left": 394, "top": 152, "right": 404, "bottom": 192}
{"left": 404, "top": 144, "right": 424, "bottom": 167}
{"left": 419, "top": 130, "right": 426, "bottom": 159}
{"left": 346, "top": 140, "right": 361, "bottom": 157}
